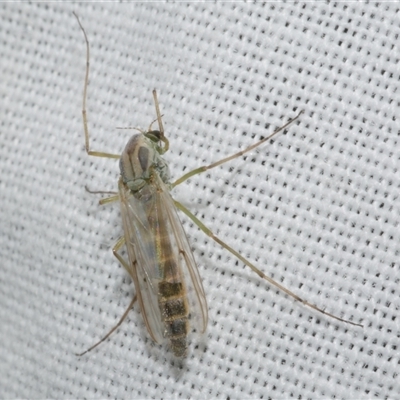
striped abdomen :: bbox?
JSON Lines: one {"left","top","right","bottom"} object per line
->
{"left": 158, "top": 280, "right": 189, "bottom": 357}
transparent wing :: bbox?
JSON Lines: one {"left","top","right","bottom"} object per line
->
{"left": 159, "top": 185, "right": 208, "bottom": 335}
{"left": 118, "top": 176, "right": 208, "bottom": 345}
{"left": 118, "top": 179, "right": 164, "bottom": 343}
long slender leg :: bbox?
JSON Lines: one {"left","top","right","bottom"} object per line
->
{"left": 111, "top": 236, "right": 136, "bottom": 281}
{"left": 172, "top": 110, "right": 303, "bottom": 188}
{"left": 85, "top": 186, "right": 118, "bottom": 196}
{"left": 74, "top": 14, "right": 137, "bottom": 356}
{"left": 74, "top": 12, "right": 120, "bottom": 160}
{"left": 76, "top": 294, "right": 137, "bottom": 357}
{"left": 174, "top": 199, "right": 363, "bottom": 328}
{"left": 84, "top": 187, "right": 119, "bottom": 205}
{"left": 85, "top": 186, "right": 119, "bottom": 204}
{"left": 76, "top": 236, "right": 137, "bottom": 356}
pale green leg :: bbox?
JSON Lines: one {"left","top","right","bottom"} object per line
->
{"left": 99, "top": 195, "right": 119, "bottom": 205}
{"left": 171, "top": 110, "right": 304, "bottom": 188}
{"left": 173, "top": 199, "right": 363, "bottom": 328}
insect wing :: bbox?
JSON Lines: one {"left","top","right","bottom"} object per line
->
{"left": 118, "top": 177, "right": 208, "bottom": 346}
{"left": 159, "top": 184, "right": 208, "bottom": 334}
{"left": 118, "top": 181, "right": 163, "bottom": 343}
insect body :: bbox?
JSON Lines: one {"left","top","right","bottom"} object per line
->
{"left": 74, "top": 13, "right": 362, "bottom": 358}
{"left": 118, "top": 131, "right": 207, "bottom": 357}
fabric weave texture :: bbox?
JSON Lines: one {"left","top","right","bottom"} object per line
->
{"left": 0, "top": 3, "right": 399, "bottom": 399}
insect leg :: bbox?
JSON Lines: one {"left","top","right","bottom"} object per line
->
{"left": 75, "top": 294, "right": 137, "bottom": 356}
{"left": 174, "top": 199, "right": 363, "bottom": 328}
{"left": 76, "top": 236, "right": 137, "bottom": 356}
{"left": 84, "top": 186, "right": 119, "bottom": 205}
{"left": 172, "top": 110, "right": 303, "bottom": 188}
{"left": 85, "top": 186, "right": 118, "bottom": 196}
{"left": 99, "top": 195, "right": 119, "bottom": 205}
{"left": 111, "top": 236, "right": 136, "bottom": 281}
{"left": 74, "top": 12, "right": 120, "bottom": 160}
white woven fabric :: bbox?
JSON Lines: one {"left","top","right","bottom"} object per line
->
{"left": 1, "top": 3, "right": 399, "bottom": 399}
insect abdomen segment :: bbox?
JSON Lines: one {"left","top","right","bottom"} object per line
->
{"left": 158, "top": 281, "right": 189, "bottom": 357}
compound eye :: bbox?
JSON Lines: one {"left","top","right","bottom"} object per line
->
{"left": 146, "top": 130, "right": 161, "bottom": 142}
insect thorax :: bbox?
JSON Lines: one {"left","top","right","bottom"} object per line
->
{"left": 119, "top": 133, "right": 170, "bottom": 192}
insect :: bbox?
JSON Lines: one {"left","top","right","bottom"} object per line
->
{"left": 74, "top": 13, "right": 362, "bottom": 358}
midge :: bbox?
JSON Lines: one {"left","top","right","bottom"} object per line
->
{"left": 74, "top": 14, "right": 362, "bottom": 358}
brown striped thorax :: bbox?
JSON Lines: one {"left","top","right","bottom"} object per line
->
{"left": 119, "top": 130, "right": 171, "bottom": 192}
